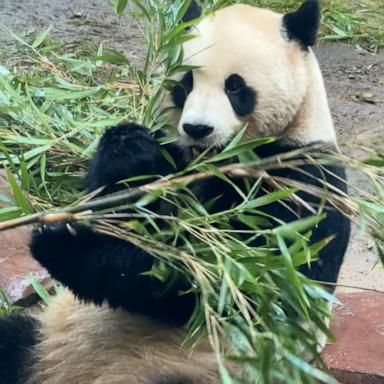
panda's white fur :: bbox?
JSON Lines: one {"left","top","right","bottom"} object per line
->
{"left": 29, "top": 289, "right": 219, "bottom": 384}
{"left": 173, "top": 4, "right": 336, "bottom": 148}
{"left": 0, "top": 2, "right": 350, "bottom": 384}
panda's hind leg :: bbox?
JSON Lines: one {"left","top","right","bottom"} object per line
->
{"left": 0, "top": 313, "right": 39, "bottom": 384}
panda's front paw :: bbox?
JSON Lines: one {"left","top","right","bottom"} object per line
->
{"left": 30, "top": 222, "right": 95, "bottom": 270}
{"left": 87, "top": 123, "right": 163, "bottom": 193}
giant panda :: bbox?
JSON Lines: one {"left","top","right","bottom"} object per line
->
{"left": 0, "top": 1, "right": 351, "bottom": 383}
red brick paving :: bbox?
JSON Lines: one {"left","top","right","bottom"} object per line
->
{"left": 324, "top": 293, "right": 384, "bottom": 384}
{"left": 0, "top": 227, "right": 50, "bottom": 302}
{"left": 1, "top": 170, "right": 50, "bottom": 302}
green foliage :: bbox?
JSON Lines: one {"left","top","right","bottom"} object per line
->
{"left": 28, "top": 273, "right": 62, "bottom": 307}
{"left": 0, "top": 1, "right": 383, "bottom": 383}
{"left": 0, "top": 288, "right": 20, "bottom": 316}
{"left": 0, "top": 41, "right": 139, "bottom": 219}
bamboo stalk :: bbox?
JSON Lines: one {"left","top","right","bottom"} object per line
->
{"left": 0, "top": 163, "right": 262, "bottom": 232}
{"left": 0, "top": 145, "right": 349, "bottom": 232}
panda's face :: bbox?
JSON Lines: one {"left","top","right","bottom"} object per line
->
{"left": 170, "top": 4, "right": 310, "bottom": 148}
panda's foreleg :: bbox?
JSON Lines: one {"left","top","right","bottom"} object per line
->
{"left": 0, "top": 313, "right": 39, "bottom": 384}
{"left": 30, "top": 223, "right": 195, "bottom": 324}
{"left": 30, "top": 123, "right": 194, "bottom": 324}
{"left": 85, "top": 123, "right": 185, "bottom": 195}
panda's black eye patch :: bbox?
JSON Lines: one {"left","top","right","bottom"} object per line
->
{"left": 171, "top": 71, "right": 193, "bottom": 109}
{"left": 225, "top": 74, "right": 256, "bottom": 117}
{"left": 225, "top": 74, "right": 243, "bottom": 94}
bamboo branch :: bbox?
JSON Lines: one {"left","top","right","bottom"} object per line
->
{"left": 0, "top": 145, "right": 357, "bottom": 233}
{"left": 0, "top": 162, "right": 264, "bottom": 232}
{"left": 316, "top": 281, "right": 384, "bottom": 295}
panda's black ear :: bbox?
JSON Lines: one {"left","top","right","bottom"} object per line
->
{"left": 283, "top": 0, "right": 320, "bottom": 49}
{"left": 182, "top": 1, "right": 202, "bottom": 23}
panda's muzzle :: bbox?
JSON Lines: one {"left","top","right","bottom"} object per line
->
{"left": 183, "top": 123, "right": 214, "bottom": 139}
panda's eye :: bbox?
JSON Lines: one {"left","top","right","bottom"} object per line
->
{"left": 181, "top": 71, "right": 193, "bottom": 90}
{"left": 171, "top": 71, "right": 193, "bottom": 109}
{"left": 225, "top": 74, "right": 257, "bottom": 117}
{"left": 225, "top": 74, "right": 244, "bottom": 94}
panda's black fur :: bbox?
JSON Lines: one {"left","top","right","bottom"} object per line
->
{"left": 0, "top": 1, "right": 351, "bottom": 383}
{"left": 0, "top": 313, "right": 38, "bottom": 384}
{"left": 30, "top": 124, "right": 195, "bottom": 326}
{"left": 283, "top": 0, "right": 320, "bottom": 49}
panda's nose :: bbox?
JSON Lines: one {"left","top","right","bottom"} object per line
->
{"left": 183, "top": 124, "right": 214, "bottom": 139}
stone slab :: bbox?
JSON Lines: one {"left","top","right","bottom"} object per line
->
{"left": 1, "top": 169, "right": 50, "bottom": 303}
{"left": 0, "top": 227, "right": 50, "bottom": 303}
{"left": 324, "top": 293, "right": 384, "bottom": 384}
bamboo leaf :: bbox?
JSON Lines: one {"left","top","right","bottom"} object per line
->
{"left": 116, "top": 0, "right": 128, "bottom": 18}
{"left": 207, "top": 138, "right": 275, "bottom": 163}
{"left": 37, "top": 86, "right": 103, "bottom": 100}
{"left": 4, "top": 166, "right": 32, "bottom": 213}
{"left": 32, "top": 25, "right": 52, "bottom": 48}
{"left": 28, "top": 273, "right": 51, "bottom": 305}
{"left": 282, "top": 352, "right": 339, "bottom": 384}
{"left": 241, "top": 188, "right": 298, "bottom": 211}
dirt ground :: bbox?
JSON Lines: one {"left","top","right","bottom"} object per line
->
{"left": 0, "top": 0, "right": 383, "bottom": 292}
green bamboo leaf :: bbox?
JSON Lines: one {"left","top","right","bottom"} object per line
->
{"left": 236, "top": 213, "right": 270, "bottom": 229}
{"left": 160, "top": 148, "right": 177, "bottom": 170}
{"left": 0, "top": 104, "right": 20, "bottom": 113}
{"left": 22, "top": 144, "right": 52, "bottom": 161}
{"left": 364, "top": 159, "right": 384, "bottom": 167}
{"left": 282, "top": 352, "right": 339, "bottom": 384}
{"left": 222, "top": 322, "right": 253, "bottom": 353}
{"left": 203, "top": 164, "right": 247, "bottom": 200}
{"left": 1, "top": 135, "right": 51, "bottom": 146}
{"left": 131, "top": 0, "right": 149, "bottom": 19}
{"left": 276, "top": 235, "right": 309, "bottom": 311}
{"left": 0, "top": 206, "right": 23, "bottom": 221}
{"left": 4, "top": 166, "right": 32, "bottom": 213}
{"left": 219, "top": 362, "right": 239, "bottom": 384}
{"left": 273, "top": 214, "right": 326, "bottom": 239}
{"left": 19, "top": 157, "right": 30, "bottom": 192}
{"left": 9, "top": 31, "right": 31, "bottom": 48}
{"left": 93, "top": 52, "right": 129, "bottom": 64}
{"left": 28, "top": 273, "right": 52, "bottom": 305}
{"left": 241, "top": 188, "right": 298, "bottom": 211}
{"left": 135, "top": 190, "right": 163, "bottom": 208}
{"left": 164, "top": 18, "right": 199, "bottom": 42}
{"left": 207, "top": 138, "right": 274, "bottom": 163}
{"left": 181, "top": 194, "right": 208, "bottom": 216}
{"left": 304, "top": 285, "right": 340, "bottom": 305}
{"left": 222, "top": 126, "right": 248, "bottom": 152}
{"left": 116, "top": 0, "right": 128, "bottom": 17}
{"left": 37, "top": 86, "right": 103, "bottom": 100}
{"left": 175, "top": 0, "right": 192, "bottom": 23}
{"left": 32, "top": 25, "right": 52, "bottom": 48}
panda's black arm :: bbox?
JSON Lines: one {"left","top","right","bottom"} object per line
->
{"left": 86, "top": 123, "right": 186, "bottom": 194}
{"left": 30, "top": 223, "right": 195, "bottom": 324}
{"left": 30, "top": 123, "right": 194, "bottom": 324}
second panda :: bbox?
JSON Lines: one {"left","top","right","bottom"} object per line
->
{"left": 0, "top": 1, "right": 351, "bottom": 383}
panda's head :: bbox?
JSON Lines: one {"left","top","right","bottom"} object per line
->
{"left": 169, "top": 0, "right": 336, "bottom": 149}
